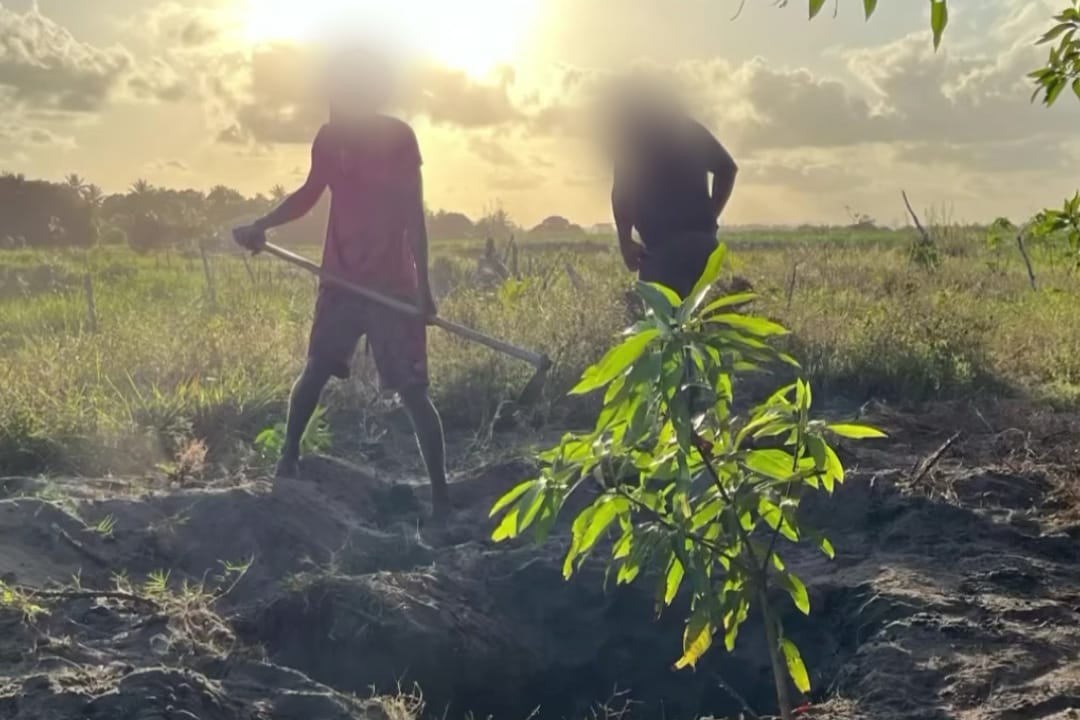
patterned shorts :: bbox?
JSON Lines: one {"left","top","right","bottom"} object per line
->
{"left": 307, "top": 286, "right": 428, "bottom": 391}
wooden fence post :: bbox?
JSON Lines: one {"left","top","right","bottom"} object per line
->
{"left": 83, "top": 273, "right": 98, "bottom": 333}
{"left": 200, "top": 246, "right": 217, "bottom": 305}
{"left": 241, "top": 253, "right": 257, "bottom": 285}
{"left": 785, "top": 261, "right": 799, "bottom": 311}
{"left": 1016, "top": 227, "right": 1038, "bottom": 291}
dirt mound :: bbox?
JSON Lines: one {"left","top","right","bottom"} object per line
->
{"left": 0, "top": 592, "right": 400, "bottom": 719}
{"left": 3, "top": 403, "right": 1080, "bottom": 719}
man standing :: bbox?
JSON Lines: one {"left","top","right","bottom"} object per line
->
{"left": 608, "top": 84, "right": 738, "bottom": 298}
{"left": 233, "top": 48, "right": 449, "bottom": 519}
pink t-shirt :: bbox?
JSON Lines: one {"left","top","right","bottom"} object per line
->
{"left": 311, "top": 117, "right": 422, "bottom": 294}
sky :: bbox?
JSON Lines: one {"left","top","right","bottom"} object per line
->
{"left": 0, "top": 0, "right": 1076, "bottom": 227}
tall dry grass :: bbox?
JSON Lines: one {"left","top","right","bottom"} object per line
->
{"left": 2, "top": 224, "right": 1080, "bottom": 475}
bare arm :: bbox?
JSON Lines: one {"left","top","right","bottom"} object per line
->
{"left": 253, "top": 133, "right": 327, "bottom": 232}
{"left": 612, "top": 172, "right": 643, "bottom": 272}
{"left": 254, "top": 168, "right": 326, "bottom": 232}
{"left": 612, "top": 178, "right": 635, "bottom": 246}
{"left": 697, "top": 122, "right": 738, "bottom": 220}
{"left": 403, "top": 168, "right": 435, "bottom": 312}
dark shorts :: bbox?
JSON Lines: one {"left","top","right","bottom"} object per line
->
{"left": 639, "top": 231, "right": 719, "bottom": 299}
{"left": 308, "top": 286, "right": 428, "bottom": 391}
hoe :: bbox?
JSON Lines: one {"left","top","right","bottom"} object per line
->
{"left": 233, "top": 232, "right": 552, "bottom": 406}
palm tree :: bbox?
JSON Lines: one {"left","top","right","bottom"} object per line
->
{"left": 83, "top": 183, "right": 104, "bottom": 208}
{"left": 65, "top": 173, "right": 87, "bottom": 193}
{"left": 130, "top": 179, "right": 153, "bottom": 197}
{"left": 270, "top": 184, "right": 288, "bottom": 203}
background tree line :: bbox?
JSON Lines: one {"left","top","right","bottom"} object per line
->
{"left": 0, "top": 172, "right": 590, "bottom": 252}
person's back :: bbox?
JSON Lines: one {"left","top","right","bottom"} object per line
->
{"left": 609, "top": 87, "right": 739, "bottom": 298}
{"left": 315, "top": 115, "right": 421, "bottom": 294}
{"left": 625, "top": 118, "right": 723, "bottom": 248}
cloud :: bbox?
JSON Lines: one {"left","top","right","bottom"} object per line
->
{"left": 74, "top": 0, "right": 1070, "bottom": 227}
{"left": 489, "top": 170, "right": 544, "bottom": 192}
{"left": 741, "top": 153, "right": 868, "bottom": 193}
{"left": 898, "top": 136, "right": 1074, "bottom": 173}
{"left": 467, "top": 135, "right": 519, "bottom": 166}
{"left": 0, "top": 122, "right": 76, "bottom": 149}
{"left": 0, "top": 3, "right": 132, "bottom": 112}
{"left": 177, "top": 17, "right": 219, "bottom": 47}
{"left": 209, "top": 43, "right": 526, "bottom": 145}
{"left": 137, "top": 2, "right": 223, "bottom": 49}
{"left": 210, "top": 43, "right": 324, "bottom": 145}
{"left": 145, "top": 158, "right": 191, "bottom": 173}
{"left": 129, "top": 57, "right": 188, "bottom": 102}
{"left": 404, "top": 64, "right": 522, "bottom": 128}
{"left": 0, "top": 1, "right": 203, "bottom": 119}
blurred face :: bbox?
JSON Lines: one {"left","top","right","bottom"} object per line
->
{"left": 324, "top": 49, "right": 393, "bottom": 120}
{"left": 599, "top": 76, "right": 681, "bottom": 165}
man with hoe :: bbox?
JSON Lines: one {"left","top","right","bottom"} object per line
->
{"left": 232, "top": 48, "right": 450, "bottom": 520}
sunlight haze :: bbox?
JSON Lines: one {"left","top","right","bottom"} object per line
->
{"left": 0, "top": 0, "right": 1076, "bottom": 226}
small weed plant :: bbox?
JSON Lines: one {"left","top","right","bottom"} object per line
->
{"left": 1032, "top": 191, "right": 1080, "bottom": 266}
{"left": 254, "top": 405, "right": 331, "bottom": 463}
{"left": 0, "top": 583, "right": 48, "bottom": 622}
{"left": 490, "top": 246, "right": 884, "bottom": 719}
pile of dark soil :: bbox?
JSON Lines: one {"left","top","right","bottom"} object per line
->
{"left": 1, "top": 401, "right": 1079, "bottom": 719}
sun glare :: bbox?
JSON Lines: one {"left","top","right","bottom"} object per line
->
{"left": 244, "top": 0, "right": 539, "bottom": 77}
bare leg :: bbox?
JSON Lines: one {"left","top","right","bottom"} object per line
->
{"left": 278, "top": 360, "right": 332, "bottom": 478}
{"left": 400, "top": 385, "right": 450, "bottom": 518}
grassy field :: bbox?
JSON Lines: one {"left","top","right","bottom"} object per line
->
{"left": 1, "top": 223, "right": 1077, "bottom": 477}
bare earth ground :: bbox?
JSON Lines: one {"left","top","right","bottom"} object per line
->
{"left": 1, "top": 401, "right": 1080, "bottom": 720}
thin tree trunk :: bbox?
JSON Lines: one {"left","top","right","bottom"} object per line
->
{"left": 759, "top": 590, "right": 793, "bottom": 720}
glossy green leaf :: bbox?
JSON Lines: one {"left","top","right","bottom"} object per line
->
{"left": 571, "top": 329, "right": 659, "bottom": 395}
{"left": 637, "top": 282, "right": 680, "bottom": 320}
{"left": 675, "top": 609, "right": 713, "bottom": 669}
{"left": 818, "top": 536, "right": 835, "bottom": 559}
{"left": 617, "top": 560, "right": 641, "bottom": 584}
{"left": 687, "top": 245, "right": 727, "bottom": 306}
{"left": 1040, "top": 22, "right": 1074, "bottom": 43}
{"left": 745, "top": 449, "right": 796, "bottom": 481}
{"left": 931, "top": 0, "right": 948, "bottom": 50}
{"left": 664, "top": 555, "right": 685, "bottom": 606}
{"left": 563, "top": 505, "right": 595, "bottom": 576}
{"left": 862, "top": 0, "right": 877, "bottom": 19}
{"left": 806, "top": 435, "right": 827, "bottom": 471}
{"left": 514, "top": 483, "right": 544, "bottom": 532}
{"left": 782, "top": 638, "right": 812, "bottom": 693}
{"left": 701, "top": 292, "right": 757, "bottom": 316}
{"left": 758, "top": 498, "right": 798, "bottom": 541}
{"left": 722, "top": 596, "right": 749, "bottom": 652}
{"left": 490, "top": 479, "right": 535, "bottom": 518}
{"left": 827, "top": 423, "right": 887, "bottom": 439}
{"left": 492, "top": 507, "right": 520, "bottom": 542}
{"left": 711, "top": 313, "right": 789, "bottom": 337}
{"left": 579, "top": 498, "right": 624, "bottom": 555}
{"left": 783, "top": 572, "right": 811, "bottom": 615}
{"left": 1047, "top": 75, "right": 1068, "bottom": 105}
{"left": 809, "top": 0, "right": 827, "bottom": 20}
{"left": 824, "top": 443, "right": 844, "bottom": 489}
